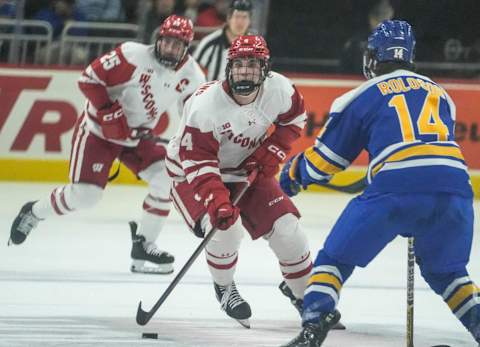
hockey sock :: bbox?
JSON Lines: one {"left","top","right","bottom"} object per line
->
{"left": 423, "top": 269, "right": 480, "bottom": 340}
{"left": 33, "top": 183, "right": 102, "bottom": 219}
{"left": 138, "top": 194, "right": 170, "bottom": 242}
{"left": 137, "top": 211, "right": 167, "bottom": 243}
{"left": 280, "top": 255, "right": 312, "bottom": 299}
{"left": 205, "top": 217, "right": 243, "bottom": 286}
{"left": 302, "top": 250, "right": 354, "bottom": 324}
{"left": 267, "top": 213, "right": 312, "bottom": 299}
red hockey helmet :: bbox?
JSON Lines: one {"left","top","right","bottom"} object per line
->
{"left": 155, "top": 15, "right": 193, "bottom": 68}
{"left": 226, "top": 35, "right": 271, "bottom": 95}
{"left": 227, "top": 35, "right": 270, "bottom": 61}
{"left": 159, "top": 15, "right": 194, "bottom": 44}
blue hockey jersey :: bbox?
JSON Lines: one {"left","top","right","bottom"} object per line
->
{"left": 304, "top": 69, "right": 473, "bottom": 198}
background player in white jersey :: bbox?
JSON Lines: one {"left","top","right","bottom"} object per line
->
{"left": 280, "top": 20, "right": 479, "bottom": 346}
{"left": 9, "top": 15, "right": 206, "bottom": 275}
{"left": 166, "top": 35, "right": 313, "bottom": 328}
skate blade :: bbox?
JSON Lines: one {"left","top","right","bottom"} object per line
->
{"left": 130, "top": 260, "right": 173, "bottom": 275}
{"left": 236, "top": 318, "right": 250, "bottom": 329}
{"left": 332, "top": 321, "right": 346, "bottom": 330}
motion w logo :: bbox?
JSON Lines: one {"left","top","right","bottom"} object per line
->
{"left": 92, "top": 163, "right": 104, "bottom": 173}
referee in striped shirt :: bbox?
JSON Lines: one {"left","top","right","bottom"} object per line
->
{"left": 193, "top": 0, "right": 253, "bottom": 81}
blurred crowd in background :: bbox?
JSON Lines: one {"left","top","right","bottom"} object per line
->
{"left": 0, "top": 0, "right": 479, "bottom": 78}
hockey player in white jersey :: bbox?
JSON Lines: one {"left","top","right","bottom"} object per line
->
{"left": 166, "top": 35, "right": 313, "bottom": 328}
{"left": 9, "top": 15, "right": 206, "bottom": 274}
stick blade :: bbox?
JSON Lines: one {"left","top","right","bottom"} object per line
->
{"left": 136, "top": 301, "right": 150, "bottom": 326}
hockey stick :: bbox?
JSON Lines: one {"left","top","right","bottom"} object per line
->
{"left": 312, "top": 176, "right": 367, "bottom": 194}
{"left": 136, "top": 169, "right": 258, "bottom": 326}
{"left": 406, "top": 237, "right": 415, "bottom": 347}
{"left": 139, "top": 133, "right": 169, "bottom": 144}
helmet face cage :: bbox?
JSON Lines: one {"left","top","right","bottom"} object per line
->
{"left": 155, "top": 15, "right": 193, "bottom": 69}
{"left": 363, "top": 19, "right": 416, "bottom": 79}
{"left": 226, "top": 35, "right": 271, "bottom": 95}
{"left": 155, "top": 37, "right": 188, "bottom": 69}
{"left": 227, "top": 57, "right": 270, "bottom": 95}
{"left": 363, "top": 48, "right": 378, "bottom": 80}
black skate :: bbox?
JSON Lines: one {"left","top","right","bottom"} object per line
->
{"left": 280, "top": 310, "right": 341, "bottom": 347}
{"left": 129, "top": 221, "right": 174, "bottom": 274}
{"left": 279, "top": 281, "right": 346, "bottom": 330}
{"left": 9, "top": 201, "right": 41, "bottom": 246}
{"left": 279, "top": 281, "right": 304, "bottom": 316}
{"left": 214, "top": 281, "right": 252, "bottom": 328}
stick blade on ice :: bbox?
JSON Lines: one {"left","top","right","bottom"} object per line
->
{"left": 136, "top": 301, "right": 149, "bottom": 326}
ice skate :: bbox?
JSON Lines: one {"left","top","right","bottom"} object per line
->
{"left": 279, "top": 281, "right": 304, "bottom": 316}
{"left": 129, "top": 221, "right": 174, "bottom": 274}
{"left": 280, "top": 310, "right": 341, "bottom": 347}
{"left": 9, "top": 201, "right": 41, "bottom": 246}
{"left": 279, "top": 281, "right": 346, "bottom": 330}
{"left": 214, "top": 281, "right": 252, "bottom": 328}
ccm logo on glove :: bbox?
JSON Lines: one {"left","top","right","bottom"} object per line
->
{"left": 101, "top": 108, "right": 123, "bottom": 121}
{"left": 97, "top": 101, "right": 129, "bottom": 140}
{"left": 267, "top": 144, "right": 287, "bottom": 161}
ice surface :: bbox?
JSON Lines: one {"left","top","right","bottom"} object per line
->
{"left": 0, "top": 182, "right": 478, "bottom": 346}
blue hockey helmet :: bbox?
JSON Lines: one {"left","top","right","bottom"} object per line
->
{"left": 363, "top": 19, "right": 416, "bottom": 79}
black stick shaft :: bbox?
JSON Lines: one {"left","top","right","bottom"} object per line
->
{"left": 136, "top": 170, "right": 258, "bottom": 325}
{"left": 136, "top": 226, "right": 217, "bottom": 325}
{"left": 313, "top": 176, "right": 367, "bottom": 194}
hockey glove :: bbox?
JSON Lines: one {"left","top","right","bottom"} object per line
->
{"left": 205, "top": 191, "right": 240, "bottom": 231}
{"left": 280, "top": 154, "right": 303, "bottom": 197}
{"left": 242, "top": 140, "right": 288, "bottom": 178}
{"left": 97, "top": 101, "right": 129, "bottom": 140}
{"left": 199, "top": 180, "right": 240, "bottom": 231}
{"left": 281, "top": 153, "right": 333, "bottom": 197}
{"left": 212, "top": 202, "right": 240, "bottom": 231}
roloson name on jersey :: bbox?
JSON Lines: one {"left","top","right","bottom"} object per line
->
{"left": 139, "top": 72, "right": 158, "bottom": 119}
{"left": 376, "top": 77, "right": 444, "bottom": 96}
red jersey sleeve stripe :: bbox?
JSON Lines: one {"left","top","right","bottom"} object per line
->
{"left": 277, "top": 85, "right": 306, "bottom": 125}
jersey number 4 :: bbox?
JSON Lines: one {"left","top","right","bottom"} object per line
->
{"left": 181, "top": 132, "right": 193, "bottom": 151}
{"left": 389, "top": 93, "right": 449, "bottom": 141}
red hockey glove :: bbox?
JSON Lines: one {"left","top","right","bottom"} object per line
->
{"left": 204, "top": 188, "right": 240, "bottom": 231}
{"left": 242, "top": 140, "right": 288, "bottom": 178}
{"left": 97, "top": 101, "right": 129, "bottom": 140}
{"left": 212, "top": 203, "right": 240, "bottom": 230}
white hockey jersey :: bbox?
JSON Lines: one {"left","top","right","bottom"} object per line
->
{"left": 166, "top": 72, "right": 306, "bottom": 187}
{"left": 78, "top": 41, "right": 206, "bottom": 146}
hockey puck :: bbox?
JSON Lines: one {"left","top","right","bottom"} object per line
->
{"left": 142, "top": 332, "right": 158, "bottom": 339}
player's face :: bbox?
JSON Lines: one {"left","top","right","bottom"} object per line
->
{"left": 157, "top": 36, "right": 186, "bottom": 66}
{"left": 231, "top": 57, "right": 262, "bottom": 85}
{"left": 228, "top": 10, "right": 250, "bottom": 37}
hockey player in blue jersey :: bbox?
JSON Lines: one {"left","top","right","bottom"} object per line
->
{"left": 279, "top": 20, "right": 479, "bottom": 346}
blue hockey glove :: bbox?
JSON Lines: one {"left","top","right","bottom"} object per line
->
{"left": 280, "top": 154, "right": 304, "bottom": 197}
{"left": 281, "top": 153, "right": 325, "bottom": 197}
